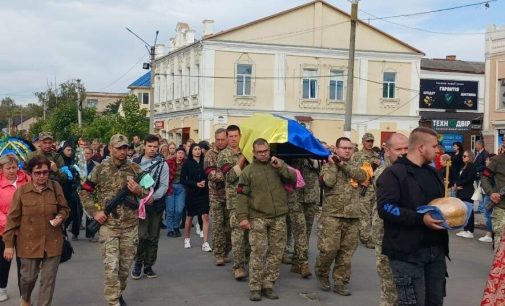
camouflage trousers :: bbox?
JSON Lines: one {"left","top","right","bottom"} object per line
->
{"left": 372, "top": 208, "right": 397, "bottom": 306}
{"left": 210, "top": 200, "right": 231, "bottom": 258}
{"left": 286, "top": 201, "right": 309, "bottom": 266}
{"left": 249, "top": 216, "right": 287, "bottom": 291}
{"left": 315, "top": 216, "right": 359, "bottom": 285}
{"left": 301, "top": 201, "right": 317, "bottom": 242}
{"left": 359, "top": 190, "right": 375, "bottom": 244}
{"left": 100, "top": 223, "right": 138, "bottom": 306}
{"left": 492, "top": 207, "right": 505, "bottom": 250}
{"left": 229, "top": 209, "right": 250, "bottom": 270}
{"left": 135, "top": 209, "right": 163, "bottom": 267}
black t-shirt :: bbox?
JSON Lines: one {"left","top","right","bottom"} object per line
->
{"left": 405, "top": 158, "right": 445, "bottom": 248}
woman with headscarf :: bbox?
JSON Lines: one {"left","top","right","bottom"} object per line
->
{"left": 59, "top": 141, "right": 82, "bottom": 240}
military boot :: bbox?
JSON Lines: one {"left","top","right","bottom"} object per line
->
{"left": 234, "top": 267, "right": 247, "bottom": 280}
{"left": 334, "top": 284, "right": 351, "bottom": 296}
{"left": 300, "top": 263, "right": 312, "bottom": 279}
{"left": 215, "top": 256, "right": 225, "bottom": 266}
{"left": 249, "top": 290, "right": 261, "bottom": 301}
{"left": 261, "top": 288, "right": 279, "bottom": 300}
{"left": 316, "top": 274, "right": 330, "bottom": 291}
{"left": 365, "top": 242, "right": 375, "bottom": 249}
{"left": 281, "top": 253, "right": 292, "bottom": 264}
{"left": 290, "top": 264, "right": 301, "bottom": 274}
{"left": 223, "top": 255, "right": 231, "bottom": 263}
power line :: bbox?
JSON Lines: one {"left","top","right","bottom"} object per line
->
{"left": 353, "top": 93, "right": 420, "bottom": 124}
{"left": 97, "top": 53, "right": 148, "bottom": 91}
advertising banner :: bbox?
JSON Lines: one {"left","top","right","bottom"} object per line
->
{"left": 420, "top": 79, "right": 478, "bottom": 110}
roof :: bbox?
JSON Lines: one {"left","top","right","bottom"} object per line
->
{"left": 421, "top": 58, "right": 485, "bottom": 74}
{"left": 204, "top": 0, "right": 423, "bottom": 55}
{"left": 128, "top": 71, "right": 151, "bottom": 88}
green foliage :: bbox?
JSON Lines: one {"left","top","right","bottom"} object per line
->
{"left": 103, "top": 100, "right": 121, "bottom": 115}
{"left": 116, "top": 94, "right": 149, "bottom": 139}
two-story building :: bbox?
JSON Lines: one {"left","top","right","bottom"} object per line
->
{"left": 128, "top": 71, "right": 152, "bottom": 116}
{"left": 483, "top": 24, "right": 505, "bottom": 152}
{"left": 152, "top": 0, "right": 424, "bottom": 144}
{"left": 84, "top": 92, "right": 128, "bottom": 113}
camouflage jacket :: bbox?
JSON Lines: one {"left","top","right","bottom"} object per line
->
{"left": 83, "top": 158, "right": 146, "bottom": 228}
{"left": 204, "top": 147, "right": 226, "bottom": 202}
{"left": 26, "top": 150, "right": 66, "bottom": 184}
{"left": 373, "top": 159, "right": 392, "bottom": 188}
{"left": 217, "top": 146, "right": 244, "bottom": 210}
{"left": 296, "top": 159, "right": 320, "bottom": 203}
{"left": 482, "top": 153, "right": 505, "bottom": 209}
{"left": 320, "top": 161, "right": 367, "bottom": 218}
{"left": 351, "top": 148, "right": 379, "bottom": 193}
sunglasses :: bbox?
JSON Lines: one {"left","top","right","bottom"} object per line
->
{"left": 32, "top": 170, "right": 50, "bottom": 177}
{"left": 463, "top": 155, "right": 469, "bottom": 158}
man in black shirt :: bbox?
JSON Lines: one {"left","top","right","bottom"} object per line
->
{"left": 376, "top": 127, "right": 448, "bottom": 306}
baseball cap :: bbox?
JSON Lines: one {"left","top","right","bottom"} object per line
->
{"left": 39, "top": 132, "right": 54, "bottom": 141}
{"left": 362, "top": 133, "right": 374, "bottom": 141}
{"left": 109, "top": 134, "right": 129, "bottom": 148}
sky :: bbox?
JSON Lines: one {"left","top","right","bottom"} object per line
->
{"left": 0, "top": 0, "right": 503, "bottom": 105}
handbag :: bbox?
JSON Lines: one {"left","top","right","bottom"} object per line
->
{"left": 60, "top": 234, "right": 74, "bottom": 263}
{"left": 471, "top": 182, "right": 483, "bottom": 202}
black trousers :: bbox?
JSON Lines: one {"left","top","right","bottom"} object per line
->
{"left": 64, "top": 192, "right": 83, "bottom": 237}
{"left": 0, "top": 236, "right": 21, "bottom": 292}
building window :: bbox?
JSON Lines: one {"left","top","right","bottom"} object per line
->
{"left": 500, "top": 79, "right": 505, "bottom": 109}
{"left": 383, "top": 72, "right": 396, "bottom": 99}
{"left": 86, "top": 99, "right": 98, "bottom": 108}
{"left": 329, "top": 70, "right": 344, "bottom": 101}
{"left": 138, "top": 92, "right": 149, "bottom": 105}
{"left": 236, "top": 64, "right": 252, "bottom": 96}
{"left": 303, "top": 69, "right": 318, "bottom": 99}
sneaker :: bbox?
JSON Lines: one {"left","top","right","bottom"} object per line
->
{"left": 456, "top": 231, "right": 467, "bottom": 237}
{"left": 131, "top": 262, "right": 142, "bottom": 280}
{"left": 479, "top": 235, "right": 493, "bottom": 243}
{"left": 202, "top": 242, "right": 212, "bottom": 252}
{"left": 195, "top": 223, "right": 202, "bottom": 235}
{"left": 144, "top": 266, "right": 158, "bottom": 279}
{"left": 0, "top": 288, "right": 8, "bottom": 302}
{"left": 199, "top": 231, "right": 204, "bottom": 238}
{"left": 184, "top": 238, "right": 191, "bottom": 249}
{"left": 460, "top": 231, "right": 474, "bottom": 239}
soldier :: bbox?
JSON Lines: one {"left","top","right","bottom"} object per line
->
{"left": 297, "top": 159, "right": 320, "bottom": 242}
{"left": 351, "top": 132, "right": 381, "bottom": 248}
{"left": 482, "top": 146, "right": 505, "bottom": 250}
{"left": 205, "top": 128, "right": 232, "bottom": 266}
{"left": 132, "top": 135, "right": 144, "bottom": 157}
{"left": 82, "top": 134, "right": 148, "bottom": 306}
{"left": 131, "top": 134, "right": 169, "bottom": 280}
{"left": 315, "top": 137, "right": 367, "bottom": 296}
{"left": 217, "top": 125, "right": 249, "bottom": 280}
{"left": 26, "top": 132, "right": 66, "bottom": 184}
{"left": 237, "top": 138, "right": 296, "bottom": 301}
{"left": 372, "top": 133, "right": 408, "bottom": 306}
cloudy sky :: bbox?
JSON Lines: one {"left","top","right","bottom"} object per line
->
{"left": 0, "top": 0, "right": 503, "bottom": 104}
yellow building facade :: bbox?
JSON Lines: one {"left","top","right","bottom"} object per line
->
{"left": 153, "top": 0, "right": 423, "bottom": 145}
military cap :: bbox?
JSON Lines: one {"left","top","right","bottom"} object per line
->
{"left": 109, "top": 134, "right": 129, "bottom": 148}
{"left": 39, "top": 131, "right": 54, "bottom": 141}
{"left": 362, "top": 133, "right": 374, "bottom": 141}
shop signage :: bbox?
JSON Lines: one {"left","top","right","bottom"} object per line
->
{"left": 439, "top": 133, "right": 463, "bottom": 153}
{"left": 419, "top": 79, "right": 478, "bottom": 110}
{"left": 154, "top": 121, "right": 164, "bottom": 129}
{"left": 432, "top": 119, "right": 471, "bottom": 131}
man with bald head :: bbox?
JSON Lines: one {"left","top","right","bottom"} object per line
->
{"left": 372, "top": 133, "right": 408, "bottom": 306}
{"left": 376, "top": 127, "right": 448, "bottom": 306}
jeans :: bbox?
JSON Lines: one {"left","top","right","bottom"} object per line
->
{"left": 389, "top": 246, "right": 446, "bottom": 306}
{"left": 480, "top": 195, "right": 494, "bottom": 232}
{"left": 166, "top": 183, "right": 186, "bottom": 232}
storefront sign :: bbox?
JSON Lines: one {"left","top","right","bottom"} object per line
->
{"left": 419, "top": 79, "right": 478, "bottom": 110}
{"left": 154, "top": 121, "right": 164, "bottom": 129}
{"left": 439, "top": 133, "right": 463, "bottom": 153}
{"left": 432, "top": 119, "right": 471, "bottom": 132}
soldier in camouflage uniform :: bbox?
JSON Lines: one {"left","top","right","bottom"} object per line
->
{"left": 297, "top": 159, "right": 320, "bottom": 241}
{"left": 236, "top": 138, "right": 296, "bottom": 301}
{"left": 82, "top": 134, "right": 148, "bottom": 306}
{"left": 217, "top": 125, "right": 249, "bottom": 280}
{"left": 26, "top": 132, "right": 66, "bottom": 184}
{"left": 482, "top": 150, "right": 505, "bottom": 250}
{"left": 351, "top": 132, "right": 381, "bottom": 248}
{"left": 205, "top": 128, "right": 232, "bottom": 266}
{"left": 372, "top": 133, "right": 408, "bottom": 306}
{"left": 315, "top": 137, "right": 367, "bottom": 296}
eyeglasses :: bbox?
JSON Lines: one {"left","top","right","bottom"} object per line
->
{"left": 32, "top": 170, "right": 50, "bottom": 177}
{"left": 255, "top": 149, "right": 270, "bottom": 155}
{"left": 338, "top": 147, "right": 354, "bottom": 150}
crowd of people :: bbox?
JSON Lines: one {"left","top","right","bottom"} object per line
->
{"left": 0, "top": 125, "right": 503, "bottom": 306}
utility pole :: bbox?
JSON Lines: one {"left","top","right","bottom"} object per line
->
{"left": 343, "top": 0, "right": 359, "bottom": 138}
{"left": 77, "top": 79, "right": 82, "bottom": 129}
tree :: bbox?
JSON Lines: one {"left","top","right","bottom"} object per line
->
{"left": 103, "top": 100, "right": 121, "bottom": 115}
{"left": 116, "top": 94, "right": 149, "bottom": 139}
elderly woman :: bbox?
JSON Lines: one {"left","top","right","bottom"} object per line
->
{"left": 0, "top": 154, "right": 30, "bottom": 302}
{"left": 3, "top": 155, "right": 69, "bottom": 306}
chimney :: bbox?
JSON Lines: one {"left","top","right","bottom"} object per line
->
{"left": 202, "top": 19, "right": 214, "bottom": 37}
{"left": 186, "top": 29, "right": 195, "bottom": 44}
{"left": 154, "top": 44, "right": 165, "bottom": 59}
{"left": 446, "top": 55, "right": 457, "bottom": 61}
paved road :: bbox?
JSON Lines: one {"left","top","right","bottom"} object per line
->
{"left": 4, "top": 223, "right": 495, "bottom": 306}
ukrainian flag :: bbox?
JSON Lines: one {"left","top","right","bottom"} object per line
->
{"left": 239, "top": 113, "right": 330, "bottom": 162}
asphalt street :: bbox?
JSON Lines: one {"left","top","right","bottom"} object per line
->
{"left": 3, "top": 220, "right": 495, "bottom": 306}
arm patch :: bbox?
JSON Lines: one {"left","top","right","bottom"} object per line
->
{"left": 483, "top": 168, "right": 493, "bottom": 178}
